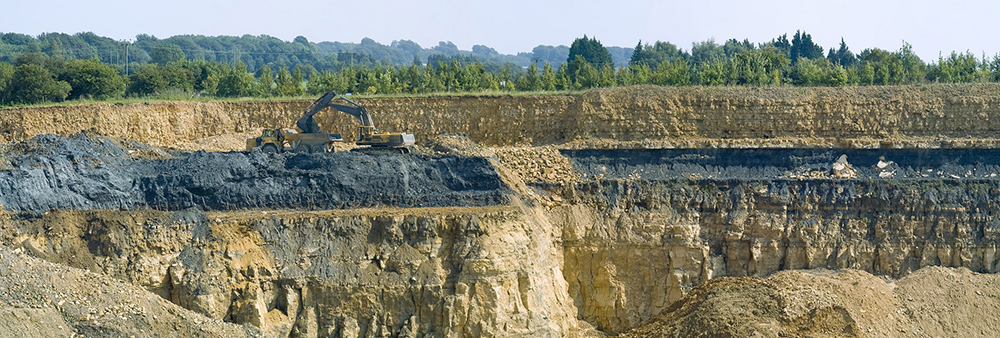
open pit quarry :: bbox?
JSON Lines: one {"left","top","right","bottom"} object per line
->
{"left": 3, "top": 84, "right": 1000, "bottom": 337}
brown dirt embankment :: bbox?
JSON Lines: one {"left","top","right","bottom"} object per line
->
{"left": 6, "top": 84, "right": 1000, "bottom": 151}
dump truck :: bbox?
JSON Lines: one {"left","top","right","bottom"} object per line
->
{"left": 245, "top": 128, "right": 343, "bottom": 153}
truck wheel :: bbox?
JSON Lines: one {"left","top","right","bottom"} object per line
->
{"left": 312, "top": 145, "right": 327, "bottom": 153}
{"left": 295, "top": 144, "right": 310, "bottom": 153}
{"left": 262, "top": 144, "right": 278, "bottom": 153}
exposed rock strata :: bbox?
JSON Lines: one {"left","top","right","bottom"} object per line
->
{"left": 7, "top": 84, "right": 1000, "bottom": 150}
{"left": 0, "top": 207, "right": 583, "bottom": 337}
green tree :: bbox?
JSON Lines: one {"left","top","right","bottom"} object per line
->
{"left": 724, "top": 38, "right": 756, "bottom": 57}
{"left": 569, "top": 55, "right": 600, "bottom": 88}
{"left": 147, "top": 63, "right": 195, "bottom": 93}
{"left": 859, "top": 48, "right": 905, "bottom": 85}
{"left": 567, "top": 35, "right": 613, "bottom": 80}
{"left": 0, "top": 62, "right": 14, "bottom": 102}
{"left": 216, "top": 64, "right": 256, "bottom": 97}
{"left": 182, "top": 59, "right": 221, "bottom": 92}
{"left": 790, "top": 57, "right": 848, "bottom": 86}
{"left": 276, "top": 66, "right": 296, "bottom": 96}
{"left": 630, "top": 40, "right": 688, "bottom": 70}
{"left": 292, "top": 65, "right": 305, "bottom": 95}
{"left": 540, "top": 62, "right": 557, "bottom": 90}
{"left": 516, "top": 63, "right": 541, "bottom": 91}
{"left": 790, "top": 30, "right": 824, "bottom": 63}
{"left": 7, "top": 63, "right": 71, "bottom": 104}
{"left": 928, "top": 51, "right": 987, "bottom": 83}
{"left": 691, "top": 39, "right": 725, "bottom": 64}
{"left": 729, "top": 47, "right": 789, "bottom": 85}
{"left": 202, "top": 74, "right": 219, "bottom": 96}
{"left": 150, "top": 43, "right": 185, "bottom": 65}
{"left": 898, "top": 42, "right": 926, "bottom": 84}
{"left": 827, "top": 38, "right": 857, "bottom": 66}
{"left": 127, "top": 64, "right": 168, "bottom": 96}
{"left": 599, "top": 63, "right": 617, "bottom": 87}
{"left": 696, "top": 60, "right": 730, "bottom": 85}
{"left": 255, "top": 65, "right": 275, "bottom": 96}
{"left": 651, "top": 59, "right": 691, "bottom": 86}
{"left": 59, "top": 58, "right": 126, "bottom": 99}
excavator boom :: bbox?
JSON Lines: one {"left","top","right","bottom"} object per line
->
{"left": 297, "top": 91, "right": 378, "bottom": 134}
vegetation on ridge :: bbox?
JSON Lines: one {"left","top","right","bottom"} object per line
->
{"left": 1, "top": 30, "right": 999, "bottom": 106}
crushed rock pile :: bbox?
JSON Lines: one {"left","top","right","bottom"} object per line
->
{"left": 494, "top": 146, "right": 579, "bottom": 184}
{"left": 0, "top": 133, "right": 510, "bottom": 213}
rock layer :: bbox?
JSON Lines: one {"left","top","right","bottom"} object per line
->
{"left": 7, "top": 84, "right": 1000, "bottom": 150}
{"left": 0, "top": 207, "right": 582, "bottom": 337}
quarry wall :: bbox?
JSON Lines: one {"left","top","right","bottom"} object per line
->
{"left": 4, "top": 85, "right": 1000, "bottom": 336}
{"left": 6, "top": 84, "right": 1000, "bottom": 150}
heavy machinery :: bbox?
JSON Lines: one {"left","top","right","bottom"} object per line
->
{"left": 245, "top": 128, "right": 343, "bottom": 153}
{"left": 298, "top": 91, "right": 415, "bottom": 154}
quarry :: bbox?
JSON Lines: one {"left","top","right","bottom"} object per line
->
{"left": 3, "top": 84, "right": 1000, "bottom": 337}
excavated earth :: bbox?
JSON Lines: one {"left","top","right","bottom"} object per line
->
{"left": 5, "top": 84, "right": 1000, "bottom": 337}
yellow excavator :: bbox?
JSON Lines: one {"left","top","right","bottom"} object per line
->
{"left": 297, "top": 91, "right": 415, "bottom": 154}
{"left": 246, "top": 91, "right": 413, "bottom": 154}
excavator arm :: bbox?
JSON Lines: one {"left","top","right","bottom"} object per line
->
{"left": 295, "top": 91, "right": 377, "bottom": 134}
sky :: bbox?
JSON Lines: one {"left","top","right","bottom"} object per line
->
{"left": 2, "top": 0, "right": 996, "bottom": 61}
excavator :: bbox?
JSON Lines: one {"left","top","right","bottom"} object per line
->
{"left": 297, "top": 91, "right": 415, "bottom": 154}
{"left": 246, "top": 91, "right": 414, "bottom": 154}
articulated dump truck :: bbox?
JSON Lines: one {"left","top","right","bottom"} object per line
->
{"left": 245, "top": 128, "right": 343, "bottom": 153}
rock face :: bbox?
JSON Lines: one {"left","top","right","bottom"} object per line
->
{"left": 545, "top": 148, "right": 1000, "bottom": 333}
{"left": 0, "top": 207, "right": 582, "bottom": 337}
{"left": 8, "top": 84, "right": 1000, "bottom": 150}
{"left": 8, "top": 146, "right": 1000, "bottom": 335}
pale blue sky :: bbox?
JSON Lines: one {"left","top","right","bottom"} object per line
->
{"left": 2, "top": 0, "right": 994, "bottom": 61}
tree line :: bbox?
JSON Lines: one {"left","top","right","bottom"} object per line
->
{"left": 1, "top": 31, "right": 1000, "bottom": 106}
{"left": 0, "top": 31, "right": 636, "bottom": 72}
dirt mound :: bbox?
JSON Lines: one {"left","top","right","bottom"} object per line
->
{"left": 625, "top": 267, "right": 1000, "bottom": 337}
{"left": 0, "top": 244, "right": 262, "bottom": 337}
{"left": 0, "top": 133, "right": 510, "bottom": 213}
